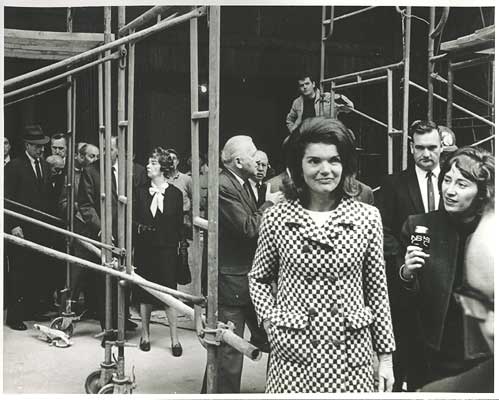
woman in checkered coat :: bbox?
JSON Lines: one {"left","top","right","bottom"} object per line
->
{"left": 249, "top": 117, "right": 396, "bottom": 393}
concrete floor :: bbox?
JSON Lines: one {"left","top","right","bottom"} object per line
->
{"left": 2, "top": 310, "right": 268, "bottom": 394}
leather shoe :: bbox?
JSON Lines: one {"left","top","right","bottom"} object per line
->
{"left": 171, "top": 342, "right": 183, "bottom": 357}
{"left": 125, "top": 319, "right": 138, "bottom": 331}
{"left": 8, "top": 321, "right": 27, "bottom": 331}
{"left": 139, "top": 338, "right": 150, "bottom": 352}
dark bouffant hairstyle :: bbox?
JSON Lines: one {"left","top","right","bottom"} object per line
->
{"left": 151, "top": 147, "right": 175, "bottom": 175}
{"left": 284, "top": 117, "right": 360, "bottom": 201}
{"left": 438, "top": 146, "right": 495, "bottom": 216}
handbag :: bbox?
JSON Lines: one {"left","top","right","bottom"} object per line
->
{"left": 176, "top": 239, "right": 192, "bottom": 285}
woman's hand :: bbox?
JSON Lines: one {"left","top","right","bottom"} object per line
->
{"left": 404, "top": 245, "right": 429, "bottom": 273}
{"left": 377, "top": 353, "right": 394, "bottom": 392}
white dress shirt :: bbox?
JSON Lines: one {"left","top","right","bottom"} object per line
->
{"left": 415, "top": 165, "right": 440, "bottom": 212}
{"left": 25, "top": 151, "right": 42, "bottom": 178}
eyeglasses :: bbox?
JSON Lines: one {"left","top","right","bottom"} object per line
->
{"left": 454, "top": 286, "right": 494, "bottom": 322}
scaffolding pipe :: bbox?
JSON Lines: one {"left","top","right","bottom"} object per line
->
{"left": 126, "top": 32, "right": 135, "bottom": 274}
{"left": 427, "top": 7, "right": 435, "bottom": 121}
{"left": 450, "top": 55, "right": 494, "bottom": 71}
{"left": 409, "top": 81, "right": 495, "bottom": 128}
{"left": 322, "top": 6, "right": 376, "bottom": 23}
{"left": 4, "top": 7, "right": 207, "bottom": 90}
{"left": 103, "top": 5, "right": 114, "bottom": 346}
{"left": 4, "top": 198, "right": 63, "bottom": 225}
{"left": 432, "top": 73, "right": 493, "bottom": 107}
{"left": 322, "top": 61, "right": 403, "bottom": 84}
{"left": 4, "top": 233, "right": 205, "bottom": 304}
{"left": 189, "top": 7, "right": 205, "bottom": 354}
{"left": 4, "top": 82, "right": 70, "bottom": 107}
{"left": 402, "top": 7, "right": 412, "bottom": 170}
{"left": 333, "top": 75, "right": 387, "bottom": 90}
{"left": 471, "top": 135, "right": 495, "bottom": 147}
{"left": 387, "top": 69, "right": 394, "bottom": 174}
{"left": 347, "top": 107, "right": 388, "bottom": 128}
{"left": 119, "top": 6, "right": 174, "bottom": 36}
{"left": 319, "top": 6, "right": 327, "bottom": 94}
{"left": 4, "top": 52, "right": 120, "bottom": 100}
{"left": 430, "top": 53, "right": 447, "bottom": 62}
{"left": 447, "top": 61, "right": 454, "bottom": 127}
{"left": 430, "top": 7, "right": 449, "bottom": 38}
{"left": 206, "top": 6, "right": 221, "bottom": 395}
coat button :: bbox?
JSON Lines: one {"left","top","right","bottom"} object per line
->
{"left": 302, "top": 244, "right": 312, "bottom": 253}
{"left": 308, "top": 307, "right": 318, "bottom": 318}
{"left": 311, "top": 339, "right": 319, "bottom": 348}
{"left": 332, "top": 339, "right": 344, "bottom": 346}
{"left": 330, "top": 306, "right": 339, "bottom": 316}
{"left": 305, "top": 276, "right": 314, "bottom": 284}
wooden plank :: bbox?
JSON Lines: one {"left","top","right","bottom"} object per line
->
{"left": 5, "top": 28, "right": 111, "bottom": 42}
{"left": 4, "top": 29, "right": 114, "bottom": 60}
{"left": 441, "top": 25, "right": 495, "bottom": 53}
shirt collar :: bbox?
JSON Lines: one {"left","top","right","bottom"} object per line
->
{"left": 227, "top": 168, "right": 246, "bottom": 187}
{"left": 25, "top": 150, "right": 38, "bottom": 163}
{"left": 415, "top": 164, "right": 440, "bottom": 179}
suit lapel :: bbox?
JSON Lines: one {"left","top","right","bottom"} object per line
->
{"left": 406, "top": 169, "right": 425, "bottom": 214}
{"left": 222, "top": 168, "right": 256, "bottom": 212}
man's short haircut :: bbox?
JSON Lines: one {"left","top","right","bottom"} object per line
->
{"left": 409, "top": 120, "right": 438, "bottom": 141}
{"left": 51, "top": 133, "right": 68, "bottom": 145}
{"left": 298, "top": 73, "right": 315, "bottom": 83}
{"left": 221, "top": 135, "right": 254, "bottom": 166}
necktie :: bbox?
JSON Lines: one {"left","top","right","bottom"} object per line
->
{"left": 149, "top": 183, "right": 167, "bottom": 217}
{"left": 426, "top": 171, "right": 435, "bottom": 212}
{"left": 243, "top": 180, "right": 257, "bottom": 206}
{"left": 112, "top": 166, "right": 117, "bottom": 191}
{"left": 34, "top": 158, "right": 42, "bottom": 184}
{"left": 256, "top": 182, "right": 265, "bottom": 207}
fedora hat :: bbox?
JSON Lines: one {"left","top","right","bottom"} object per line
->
{"left": 23, "top": 124, "right": 49, "bottom": 145}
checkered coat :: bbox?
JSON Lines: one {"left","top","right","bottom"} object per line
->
{"left": 249, "top": 197, "right": 396, "bottom": 393}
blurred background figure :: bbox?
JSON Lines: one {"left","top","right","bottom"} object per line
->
{"left": 50, "top": 133, "right": 68, "bottom": 166}
{"left": 438, "top": 125, "right": 458, "bottom": 165}
{"left": 421, "top": 200, "right": 494, "bottom": 392}
{"left": 4, "top": 136, "right": 12, "bottom": 165}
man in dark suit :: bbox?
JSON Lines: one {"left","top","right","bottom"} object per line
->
{"left": 249, "top": 150, "right": 269, "bottom": 208}
{"left": 4, "top": 125, "right": 52, "bottom": 330}
{"left": 202, "top": 135, "right": 283, "bottom": 393}
{"left": 376, "top": 120, "right": 443, "bottom": 391}
{"left": 78, "top": 136, "right": 137, "bottom": 342}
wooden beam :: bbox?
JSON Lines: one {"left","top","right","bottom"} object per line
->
{"left": 4, "top": 29, "right": 113, "bottom": 60}
{"left": 441, "top": 25, "right": 495, "bottom": 53}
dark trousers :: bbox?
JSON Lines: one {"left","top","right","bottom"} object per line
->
{"left": 6, "top": 244, "right": 47, "bottom": 323}
{"left": 97, "top": 274, "right": 131, "bottom": 331}
{"left": 201, "top": 303, "right": 267, "bottom": 393}
{"left": 70, "top": 242, "right": 98, "bottom": 314}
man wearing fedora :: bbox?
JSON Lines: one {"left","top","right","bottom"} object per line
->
{"left": 4, "top": 125, "right": 53, "bottom": 330}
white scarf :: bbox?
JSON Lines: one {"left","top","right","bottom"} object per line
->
{"left": 149, "top": 181, "right": 168, "bottom": 217}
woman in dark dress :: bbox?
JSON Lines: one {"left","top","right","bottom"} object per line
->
{"left": 133, "top": 147, "right": 184, "bottom": 356}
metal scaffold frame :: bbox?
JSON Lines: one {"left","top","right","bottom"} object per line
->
{"left": 320, "top": 6, "right": 411, "bottom": 173}
{"left": 425, "top": 7, "right": 494, "bottom": 151}
{"left": 3, "top": 5, "right": 259, "bottom": 394}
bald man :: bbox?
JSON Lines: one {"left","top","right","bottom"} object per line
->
{"left": 250, "top": 150, "right": 270, "bottom": 208}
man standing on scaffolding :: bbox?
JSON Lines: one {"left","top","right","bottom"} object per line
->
{"left": 286, "top": 73, "right": 354, "bottom": 133}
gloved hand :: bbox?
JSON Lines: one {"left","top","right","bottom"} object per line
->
{"left": 377, "top": 353, "right": 394, "bottom": 392}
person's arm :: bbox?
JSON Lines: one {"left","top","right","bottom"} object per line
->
{"left": 77, "top": 167, "right": 101, "bottom": 237}
{"left": 362, "top": 209, "right": 396, "bottom": 390}
{"left": 285, "top": 97, "right": 300, "bottom": 133}
{"left": 248, "top": 209, "right": 279, "bottom": 329}
{"left": 4, "top": 161, "right": 23, "bottom": 236}
{"left": 398, "top": 217, "right": 425, "bottom": 292}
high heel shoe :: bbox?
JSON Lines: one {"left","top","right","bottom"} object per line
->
{"left": 171, "top": 342, "right": 183, "bottom": 357}
{"left": 139, "top": 338, "right": 151, "bottom": 352}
